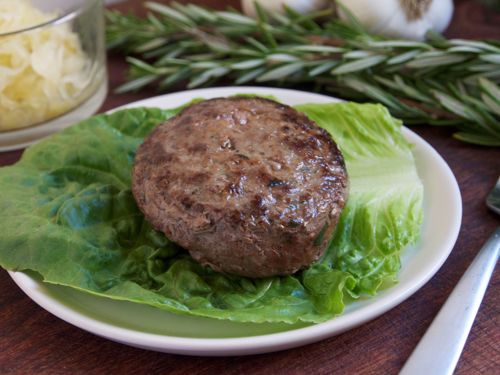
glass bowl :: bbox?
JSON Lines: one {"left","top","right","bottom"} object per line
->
{"left": 0, "top": 0, "right": 107, "bottom": 151}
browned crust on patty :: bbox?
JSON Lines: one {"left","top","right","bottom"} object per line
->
{"left": 132, "top": 97, "right": 348, "bottom": 278}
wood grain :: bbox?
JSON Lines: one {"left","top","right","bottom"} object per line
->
{"left": 0, "top": 1, "right": 499, "bottom": 374}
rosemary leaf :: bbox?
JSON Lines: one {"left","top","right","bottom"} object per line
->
{"left": 106, "top": 2, "right": 500, "bottom": 146}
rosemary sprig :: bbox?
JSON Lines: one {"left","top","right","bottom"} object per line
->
{"left": 106, "top": 2, "right": 500, "bottom": 146}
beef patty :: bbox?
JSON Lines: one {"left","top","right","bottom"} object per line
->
{"left": 132, "top": 97, "right": 348, "bottom": 278}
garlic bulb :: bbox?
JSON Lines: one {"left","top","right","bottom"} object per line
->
{"left": 337, "top": 0, "right": 454, "bottom": 40}
{"left": 241, "top": 0, "right": 330, "bottom": 18}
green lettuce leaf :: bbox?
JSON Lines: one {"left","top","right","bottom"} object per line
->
{"left": 0, "top": 102, "right": 423, "bottom": 323}
{"left": 296, "top": 103, "right": 423, "bottom": 297}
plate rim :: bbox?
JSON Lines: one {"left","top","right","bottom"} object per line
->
{"left": 8, "top": 86, "right": 462, "bottom": 356}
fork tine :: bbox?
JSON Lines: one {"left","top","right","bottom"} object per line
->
{"left": 486, "top": 177, "right": 500, "bottom": 215}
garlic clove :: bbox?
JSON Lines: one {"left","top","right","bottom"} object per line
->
{"left": 426, "top": 0, "right": 454, "bottom": 35}
{"left": 241, "top": 0, "right": 330, "bottom": 18}
{"left": 337, "top": 0, "right": 401, "bottom": 34}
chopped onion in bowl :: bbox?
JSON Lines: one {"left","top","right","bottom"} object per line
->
{"left": 0, "top": 0, "right": 91, "bottom": 131}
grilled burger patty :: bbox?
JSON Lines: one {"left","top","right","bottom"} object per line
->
{"left": 132, "top": 97, "right": 349, "bottom": 278}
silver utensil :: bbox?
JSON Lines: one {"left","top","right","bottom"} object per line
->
{"left": 400, "top": 179, "right": 500, "bottom": 375}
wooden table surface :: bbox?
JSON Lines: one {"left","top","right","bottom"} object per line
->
{"left": 1, "top": 1, "right": 499, "bottom": 374}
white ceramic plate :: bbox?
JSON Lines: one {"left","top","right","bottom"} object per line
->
{"left": 9, "top": 87, "right": 462, "bottom": 356}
